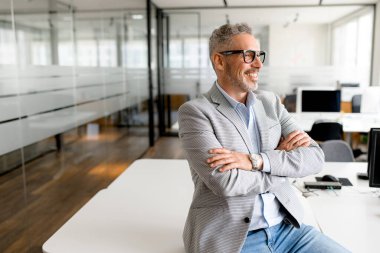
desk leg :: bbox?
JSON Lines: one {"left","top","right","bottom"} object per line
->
{"left": 345, "top": 132, "right": 352, "bottom": 146}
{"left": 55, "top": 134, "right": 62, "bottom": 151}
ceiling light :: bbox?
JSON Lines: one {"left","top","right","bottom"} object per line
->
{"left": 131, "top": 14, "right": 144, "bottom": 20}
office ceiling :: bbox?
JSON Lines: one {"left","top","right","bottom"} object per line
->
{"left": 164, "top": 5, "right": 369, "bottom": 37}
{"left": 153, "top": 0, "right": 377, "bottom": 8}
{"left": 6, "top": 0, "right": 374, "bottom": 12}
{"left": 167, "top": 6, "right": 363, "bottom": 25}
{"left": 152, "top": 1, "right": 374, "bottom": 37}
{"left": 56, "top": 0, "right": 376, "bottom": 29}
{"left": 0, "top": 0, "right": 375, "bottom": 36}
{"left": 0, "top": 0, "right": 377, "bottom": 12}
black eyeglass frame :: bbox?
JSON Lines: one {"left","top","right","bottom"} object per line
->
{"left": 219, "top": 50, "right": 266, "bottom": 64}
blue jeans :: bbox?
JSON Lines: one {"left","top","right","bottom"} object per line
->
{"left": 241, "top": 221, "right": 350, "bottom": 253}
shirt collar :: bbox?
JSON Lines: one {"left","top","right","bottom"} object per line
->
{"left": 215, "top": 81, "right": 255, "bottom": 109}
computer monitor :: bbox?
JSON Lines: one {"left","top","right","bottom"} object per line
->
{"left": 368, "top": 128, "right": 380, "bottom": 188}
{"left": 301, "top": 90, "right": 341, "bottom": 112}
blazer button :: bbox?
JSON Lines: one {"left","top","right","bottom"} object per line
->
{"left": 244, "top": 217, "right": 250, "bottom": 223}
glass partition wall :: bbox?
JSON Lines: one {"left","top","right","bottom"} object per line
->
{"left": 0, "top": 1, "right": 150, "bottom": 252}
{"left": 158, "top": 12, "right": 201, "bottom": 135}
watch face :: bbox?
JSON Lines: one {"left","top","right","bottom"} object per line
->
{"left": 250, "top": 154, "right": 259, "bottom": 170}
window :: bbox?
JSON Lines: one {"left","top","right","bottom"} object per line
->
{"left": 332, "top": 8, "right": 373, "bottom": 86}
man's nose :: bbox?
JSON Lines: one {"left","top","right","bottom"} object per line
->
{"left": 250, "top": 57, "right": 263, "bottom": 68}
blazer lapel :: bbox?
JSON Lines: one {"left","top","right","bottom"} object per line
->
{"left": 252, "top": 97, "right": 270, "bottom": 152}
{"left": 208, "top": 84, "right": 254, "bottom": 153}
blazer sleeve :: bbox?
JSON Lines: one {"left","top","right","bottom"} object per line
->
{"left": 178, "top": 101, "right": 279, "bottom": 197}
{"left": 264, "top": 94, "right": 325, "bottom": 178}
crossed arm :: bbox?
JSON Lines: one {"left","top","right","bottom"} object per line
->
{"left": 207, "top": 130, "right": 311, "bottom": 172}
{"left": 178, "top": 98, "right": 324, "bottom": 197}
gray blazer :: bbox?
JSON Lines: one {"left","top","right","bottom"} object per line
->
{"left": 178, "top": 84, "right": 324, "bottom": 253}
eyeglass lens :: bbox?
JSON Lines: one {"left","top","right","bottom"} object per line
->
{"left": 244, "top": 51, "right": 265, "bottom": 63}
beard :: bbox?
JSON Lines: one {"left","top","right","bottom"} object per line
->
{"left": 225, "top": 63, "right": 258, "bottom": 92}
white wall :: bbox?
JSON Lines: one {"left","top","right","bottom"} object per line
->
{"left": 268, "top": 24, "right": 329, "bottom": 66}
{"left": 372, "top": 0, "right": 380, "bottom": 86}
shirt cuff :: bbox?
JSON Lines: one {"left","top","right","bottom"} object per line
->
{"left": 260, "top": 153, "right": 271, "bottom": 173}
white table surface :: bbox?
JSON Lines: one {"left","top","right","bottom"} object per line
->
{"left": 308, "top": 194, "right": 380, "bottom": 253}
{"left": 43, "top": 159, "right": 318, "bottom": 253}
{"left": 43, "top": 160, "right": 378, "bottom": 253}
{"left": 296, "top": 162, "right": 380, "bottom": 253}
{"left": 43, "top": 159, "right": 193, "bottom": 253}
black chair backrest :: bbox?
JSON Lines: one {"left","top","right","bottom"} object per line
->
{"left": 352, "top": 94, "right": 362, "bottom": 113}
{"left": 308, "top": 122, "right": 343, "bottom": 142}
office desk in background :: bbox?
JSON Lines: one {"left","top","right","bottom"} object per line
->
{"left": 43, "top": 160, "right": 379, "bottom": 253}
{"left": 289, "top": 112, "right": 380, "bottom": 133}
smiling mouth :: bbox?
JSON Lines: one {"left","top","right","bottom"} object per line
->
{"left": 245, "top": 71, "right": 258, "bottom": 80}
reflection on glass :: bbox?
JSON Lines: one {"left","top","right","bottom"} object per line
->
{"left": 0, "top": 24, "right": 17, "bottom": 64}
{"left": 0, "top": 4, "right": 149, "bottom": 253}
{"left": 57, "top": 16, "right": 74, "bottom": 66}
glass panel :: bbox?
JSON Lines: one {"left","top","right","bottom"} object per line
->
{"left": 161, "top": 12, "right": 201, "bottom": 134}
{"left": 11, "top": 1, "right": 77, "bottom": 252}
{"left": 123, "top": 11, "right": 150, "bottom": 128}
{"left": 1, "top": 1, "right": 149, "bottom": 252}
{"left": 0, "top": 1, "right": 30, "bottom": 253}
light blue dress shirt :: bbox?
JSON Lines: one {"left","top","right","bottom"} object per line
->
{"left": 215, "top": 82, "right": 285, "bottom": 231}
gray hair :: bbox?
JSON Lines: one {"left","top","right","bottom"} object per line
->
{"left": 209, "top": 23, "right": 252, "bottom": 58}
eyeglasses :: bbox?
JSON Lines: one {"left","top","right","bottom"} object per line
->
{"left": 219, "top": 50, "right": 266, "bottom": 64}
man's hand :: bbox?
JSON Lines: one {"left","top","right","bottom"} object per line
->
{"left": 276, "top": 130, "right": 310, "bottom": 151}
{"left": 207, "top": 147, "right": 257, "bottom": 172}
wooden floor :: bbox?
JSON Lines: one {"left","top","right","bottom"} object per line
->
{"left": 0, "top": 126, "right": 185, "bottom": 253}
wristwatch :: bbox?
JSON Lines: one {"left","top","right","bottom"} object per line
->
{"left": 249, "top": 153, "right": 262, "bottom": 171}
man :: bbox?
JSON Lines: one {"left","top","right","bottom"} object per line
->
{"left": 178, "top": 23, "right": 349, "bottom": 253}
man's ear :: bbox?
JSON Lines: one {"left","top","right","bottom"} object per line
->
{"left": 212, "top": 53, "right": 225, "bottom": 71}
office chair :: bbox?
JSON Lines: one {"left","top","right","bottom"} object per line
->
{"left": 351, "top": 94, "right": 367, "bottom": 158}
{"left": 308, "top": 121, "right": 343, "bottom": 142}
{"left": 283, "top": 94, "right": 296, "bottom": 112}
{"left": 351, "top": 94, "right": 362, "bottom": 113}
{"left": 320, "top": 140, "right": 355, "bottom": 162}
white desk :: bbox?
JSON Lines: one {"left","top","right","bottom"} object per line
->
{"left": 290, "top": 112, "right": 380, "bottom": 133}
{"left": 43, "top": 160, "right": 379, "bottom": 253}
{"left": 43, "top": 159, "right": 193, "bottom": 253}
{"left": 296, "top": 162, "right": 380, "bottom": 253}
{"left": 308, "top": 195, "right": 379, "bottom": 253}
{"left": 43, "top": 159, "right": 319, "bottom": 253}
